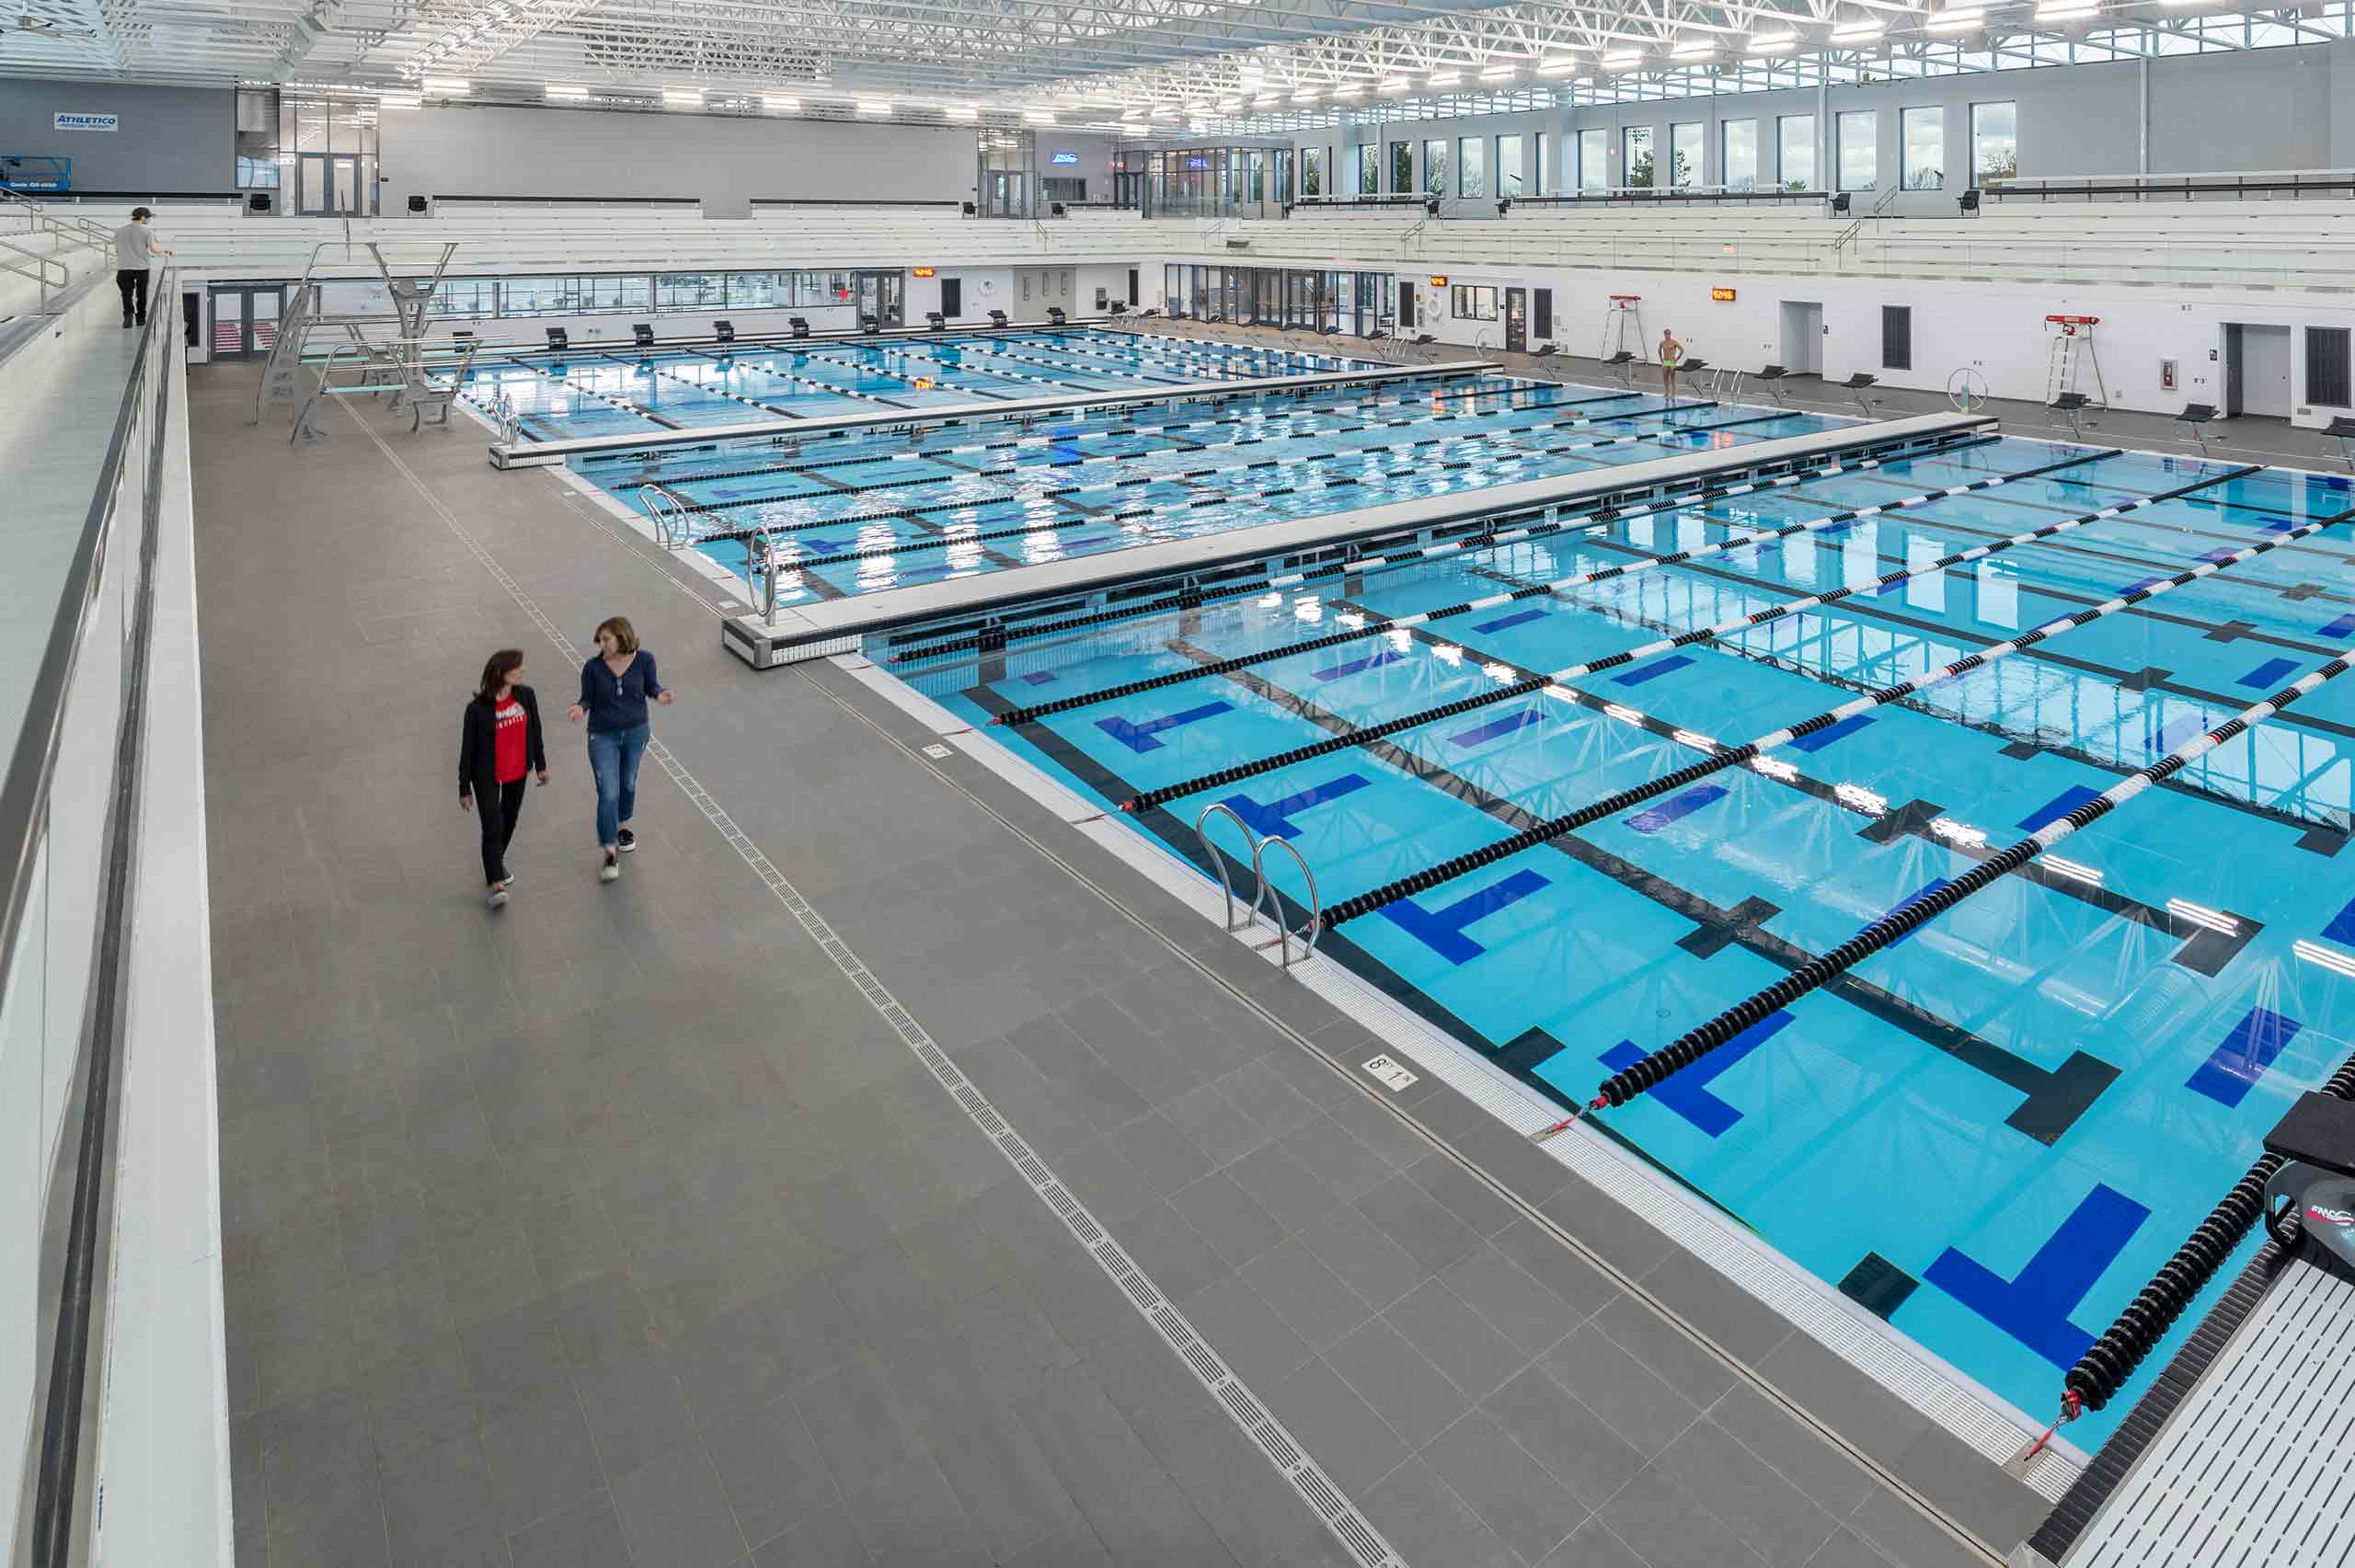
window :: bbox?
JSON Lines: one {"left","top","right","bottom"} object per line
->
{"left": 1498, "top": 135, "right": 1523, "bottom": 200}
{"left": 1623, "top": 126, "right": 1654, "bottom": 189}
{"left": 1423, "top": 139, "right": 1448, "bottom": 197}
{"left": 1971, "top": 101, "right": 2017, "bottom": 187}
{"left": 1458, "top": 137, "right": 1485, "bottom": 199}
{"left": 1357, "top": 143, "right": 1379, "bottom": 196}
{"left": 235, "top": 154, "right": 281, "bottom": 189}
{"left": 426, "top": 279, "right": 495, "bottom": 316}
{"left": 1838, "top": 110, "right": 1878, "bottom": 191}
{"left": 1777, "top": 115, "right": 1814, "bottom": 190}
{"left": 658, "top": 272, "right": 726, "bottom": 310}
{"left": 1720, "top": 120, "right": 1757, "bottom": 194}
{"left": 2310, "top": 326, "right": 2353, "bottom": 407}
{"left": 727, "top": 273, "right": 782, "bottom": 308}
{"left": 1301, "top": 146, "right": 1324, "bottom": 197}
{"left": 1578, "top": 129, "right": 1607, "bottom": 192}
{"left": 1451, "top": 284, "right": 1499, "bottom": 320}
{"left": 1390, "top": 140, "right": 1412, "bottom": 193}
{"left": 1882, "top": 306, "right": 1912, "bottom": 371}
{"left": 1670, "top": 123, "right": 1702, "bottom": 189}
{"left": 1041, "top": 177, "right": 1086, "bottom": 202}
{"left": 1901, "top": 108, "right": 1942, "bottom": 191}
{"left": 1533, "top": 132, "right": 1549, "bottom": 195}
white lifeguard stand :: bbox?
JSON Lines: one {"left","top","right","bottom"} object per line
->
{"left": 2044, "top": 314, "right": 2109, "bottom": 408}
{"left": 1601, "top": 294, "right": 1645, "bottom": 361}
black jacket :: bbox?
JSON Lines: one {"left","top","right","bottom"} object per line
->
{"left": 458, "top": 685, "right": 547, "bottom": 799}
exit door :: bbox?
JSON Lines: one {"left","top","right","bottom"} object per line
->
{"left": 1780, "top": 301, "right": 1824, "bottom": 375}
{"left": 854, "top": 270, "right": 904, "bottom": 329}
{"left": 210, "top": 283, "right": 285, "bottom": 359}
{"left": 1504, "top": 287, "right": 1527, "bottom": 353}
{"left": 296, "top": 154, "right": 361, "bottom": 216}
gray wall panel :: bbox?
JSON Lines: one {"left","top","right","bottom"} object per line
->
{"left": 0, "top": 78, "right": 233, "bottom": 191}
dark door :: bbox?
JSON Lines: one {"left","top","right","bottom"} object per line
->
{"left": 940, "top": 278, "right": 962, "bottom": 318}
{"left": 1400, "top": 286, "right": 1416, "bottom": 328}
{"left": 2223, "top": 324, "right": 2245, "bottom": 417}
{"left": 1504, "top": 288, "right": 1527, "bottom": 353}
{"left": 1533, "top": 289, "right": 1552, "bottom": 341}
{"left": 1127, "top": 268, "right": 1139, "bottom": 305}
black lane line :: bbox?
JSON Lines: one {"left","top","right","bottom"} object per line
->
{"left": 1557, "top": 527, "right": 2355, "bottom": 748}
{"left": 607, "top": 350, "right": 810, "bottom": 422}
{"left": 1158, "top": 633, "right": 2114, "bottom": 1147}
{"left": 1323, "top": 598, "right": 2262, "bottom": 975}
{"left": 951, "top": 676, "right": 1824, "bottom": 1222}
{"left": 1456, "top": 558, "right": 2348, "bottom": 848}
{"left": 789, "top": 457, "right": 1029, "bottom": 573}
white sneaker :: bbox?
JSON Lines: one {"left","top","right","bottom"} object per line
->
{"left": 599, "top": 853, "right": 620, "bottom": 883}
{"left": 488, "top": 887, "right": 510, "bottom": 909}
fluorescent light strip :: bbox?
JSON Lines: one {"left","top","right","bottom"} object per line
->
{"left": 1603, "top": 51, "right": 1645, "bottom": 69}
{"left": 663, "top": 90, "right": 704, "bottom": 108}
{"left": 856, "top": 99, "right": 891, "bottom": 115}
{"left": 2044, "top": 855, "right": 2103, "bottom": 885}
{"left": 1378, "top": 76, "right": 1412, "bottom": 93}
{"left": 545, "top": 83, "right": 588, "bottom": 100}
{"left": 765, "top": 95, "right": 800, "bottom": 113}
{"left": 1332, "top": 84, "right": 1365, "bottom": 98}
{"left": 1427, "top": 69, "right": 1462, "bottom": 86}
{"left": 1671, "top": 41, "right": 1717, "bottom": 58}
{"left": 421, "top": 76, "right": 470, "bottom": 94}
{"left": 1478, "top": 65, "right": 1516, "bottom": 81}
{"left": 1535, "top": 56, "right": 1581, "bottom": 75}
{"left": 2036, "top": 1, "right": 2098, "bottom": 17}
{"left": 1830, "top": 21, "right": 1884, "bottom": 40}
{"left": 377, "top": 93, "right": 421, "bottom": 109}
{"left": 1748, "top": 30, "right": 1798, "bottom": 49}
{"left": 1925, "top": 7, "right": 1986, "bottom": 29}
{"left": 2294, "top": 939, "right": 2355, "bottom": 979}
{"left": 2165, "top": 898, "right": 2239, "bottom": 935}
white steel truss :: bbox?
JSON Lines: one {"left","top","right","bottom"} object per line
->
{"left": 0, "top": 0, "right": 2347, "bottom": 142}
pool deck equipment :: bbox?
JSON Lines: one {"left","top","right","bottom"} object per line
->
{"left": 719, "top": 407, "right": 1994, "bottom": 669}
{"left": 2019, "top": 1082, "right": 2355, "bottom": 1568}
{"left": 487, "top": 354, "right": 1495, "bottom": 468}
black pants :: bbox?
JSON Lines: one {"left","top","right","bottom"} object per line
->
{"left": 477, "top": 778, "right": 527, "bottom": 885}
{"left": 116, "top": 269, "right": 148, "bottom": 325}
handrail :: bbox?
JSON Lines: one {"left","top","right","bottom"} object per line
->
{"left": 1250, "top": 838, "right": 1322, "bottom": 970}
{"left": 0, "top": 235, "right": 71, "bottom": 312}
{"left": 638, "top": 483, "right": 692, "bottom": 548}
{"left": 9, "top": 266, "right": 178, "bottom": 1568}
{"left": 1194, "top": 803, "right": 1257, "bottom": 932}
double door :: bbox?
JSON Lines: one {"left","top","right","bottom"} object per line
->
{"left": 295, "top": 154, "right": 362, "bottom": 216}
{"left": 854, "top": 270, "right": 904, "bottom": 329}
{"left": 210, "top": 284, "right": 285, "bottom": 359}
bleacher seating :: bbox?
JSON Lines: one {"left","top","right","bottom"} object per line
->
{"left": 0, "top": 209, "right": 111, "bottom": 319}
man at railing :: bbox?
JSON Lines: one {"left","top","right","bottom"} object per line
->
{"left": 112, "top": 207, "right": 173, "bottom": 329}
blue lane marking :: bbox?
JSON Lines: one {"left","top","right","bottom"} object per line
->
{"left": 2018, "top": 785, "right": 2102, "bottom": 833}
{"left": 1019, "top": 671, "right": 1059, "bottom": 686}
{"left": 2185, "top": 1006, "right": 2303, "bottom": 1108}
{"left": 1449, "top": 709, "right": 1545, "bottom": 750}
{"left": 1594, "top": 1010, "right": 1793, "bottom": 1137}
{"left": 1096, "top": 701, "right": 1235, "bottom": 754}
{"left": 1310, "top": 647, "right": 1406, "bottom": 682}
{"left": 1611, "top": 655, "right": 1695, "bottom": 688}
{"left": 2325, "top": 896, "right": 2355, "bottom": 945}
{"left": 1924, "top": 1184, "right": 2150, "bottom": 1370}
{"left": 2323, "top": 613, "right": 2355, "bottom": 640}
{"left": 1375, "top": 870, "right": 1551, "bottom": 964}
{"left": 1881, "top": 878, "right": 1955, "bottom": 947}
{"left": 1626, "top": 784, "right": 1728, "bottom": 834}
{"left": 2119, "top": 575, "right": 2167, "bottom": 595}
{"left": 1219, "top": 773, "right": 1371, "bottom": 839}
{"left": 2144, "top": 712, "right": 2203, "bottom": 754}
{"left": 2197, "top": 546, "right": 2239, "bottom": 566}
{"left": 1472, "top": 609, "right": 1547, "bottom": 636}
{"left": 2237, "top": 657, "right": 2299, "bottom": 689}
{"left": 1786, "top": 714, "right": 1874, "bottom": 755}
{"left": 2259, "top": 515, "right": 2299, "bottom": 533}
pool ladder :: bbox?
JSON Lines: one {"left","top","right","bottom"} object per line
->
{"left": 638, "top": 482, "right": 693, "bottom": 549}
{"left": 1193, "top": 804, "right": 1324, "bottom": 970}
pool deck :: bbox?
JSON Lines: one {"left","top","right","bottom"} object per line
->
{"left": 194, "top": 361, "right": 2049, "bottom": 1568}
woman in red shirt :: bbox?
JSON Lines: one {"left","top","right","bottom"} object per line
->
{"left": 459, "top": 648, "right": 548, "bottom": 908}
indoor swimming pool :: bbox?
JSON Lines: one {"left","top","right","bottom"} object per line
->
{"left": 573, "top": 372, "right": 1848, "bottom": 605}
{"left": 461, "top": 326, "right": 1385, "bottom": 441}
{"left": 894, "top": 431, "right": 2355, "bottom": 1447}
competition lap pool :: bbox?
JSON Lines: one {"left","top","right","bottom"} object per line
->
{"left": 569, "top": 371, "right": 1849, "bottom": 608}
{"left": 462, "top": 326, "right": 1390, "bottom": 441}
{"left": 890, "top": 431, "right": 2355, "bottom": 1448}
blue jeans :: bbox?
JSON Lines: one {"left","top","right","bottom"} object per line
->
{"left": 586, "top": 724, "right": 649, "bottom": 849}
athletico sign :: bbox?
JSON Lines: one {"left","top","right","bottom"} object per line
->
{"left": 53, "top": 112, "right": 119, "bottom": 132}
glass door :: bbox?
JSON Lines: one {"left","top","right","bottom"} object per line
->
{"left": 853, "top": 270, "right": 904, "bottom": 328}
{"left": 1505, "top": 287, "right": 1527, "bottom": 353}
{"left": 209, "top": 284, "right": 286, "bottom": 359}
{"left": 296, "top": 153, "right": 360, "bottom": 215}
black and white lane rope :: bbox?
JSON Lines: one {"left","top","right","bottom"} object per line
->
{"left": 1116, "top": 460, "right": 2238, "bottom": 820}
{"left": 995, "top": 446, "right": 2112, "bottom": 727}
{"left": 1542, "top": 643, "right": 2355, "bottom": 1142}
{"left": 909, "top": 436, "right": 1993, "bottom": 669}
{"left": 1312, "top": 490, "right": 2345, "bottom": 943}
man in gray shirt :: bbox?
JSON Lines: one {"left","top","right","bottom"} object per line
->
{"left": 113, "top": 206, "right": 171, "bottom": 329}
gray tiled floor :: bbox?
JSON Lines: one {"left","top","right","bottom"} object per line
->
{"left": 194, "top": 369, "right": 2035, "bottom": 1568}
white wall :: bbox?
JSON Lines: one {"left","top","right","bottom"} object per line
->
{"left": 379, "top": 103, "right": 973, "bottom": 211}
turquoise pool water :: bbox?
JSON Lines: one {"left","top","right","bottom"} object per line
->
{"left": 460, "top": 326, "right": 1385, "bottom": 441}
{"left": 569, "top": 370, "right": 1847, "bottom": 607}
{"left": 902, "top": 431, "right": 2355, "bottom": 1447}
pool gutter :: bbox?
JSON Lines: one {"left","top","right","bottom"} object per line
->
{"left": 720, "top": 406, "right": 1997, "bottom": 669}
{"left": 487, "top": 356, "right": 1499, "bottom": 469}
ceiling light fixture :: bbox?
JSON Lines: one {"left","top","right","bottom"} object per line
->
{"left": 1747, "top": 29, "right": 1798, "bottom": 49}
{"left": 1603, "top": 50, "right": 1645, "bottom": 69}
{"left": 378, "top": 92, "right": 421, "bottom": 109}
{"left": 856, "top": 98, "right": 891, "bottom": 115}
{"left": 545, "top": 83, "right": 588, "bottom": 99}
{"left": 1535, "top": 56, "right": 1581, "bottom": 74}
{"left": 1377, "top": 75, "right": 1411, "bottom": 93}
{"left": 764, "top": 94, "right": 800, "bottom": 112}
{"left": 1332, "top": 83, "right": 1364, "bottom": 97}
{"left": 1427, "top": 68, "right": 1462, "bottom": 86}
{"left": 1671, "top": 40, "right": 1717, "bottom": 59}
{"left": 1292, "top": 87, "right": 1320, "bottom": 102}
{"left": 2035, "top": 0, "right": 2099, "bottom": 17}
{"left": 1478, "top": 64, "right": 1515, "bottom": 81}
{"left": 1024, "top": 108, "right": 1054, "bottom": 122}
{"left": 663, "top": 89, "right": 705, "bottom": 107}
{"left": 1925, "top": 6, "right": 1987, "bottom": 28}
{"left": 421, "top": 76, "right": 470, "bottom": 94}
{"left": 1830, "top": 20, "right": 1884, "bottom": 40}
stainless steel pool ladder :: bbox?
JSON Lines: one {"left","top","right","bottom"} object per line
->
{"left": 638, "top": 483, "right": 693, "bottom": 549}
{"left": 1194, "top": 804, "right": 1323, "bottom": 970}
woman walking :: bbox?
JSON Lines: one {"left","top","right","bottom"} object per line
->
{"left": 566, "top": 615, "right": 673, "bottom": 882}
{"left": 459, "top": 649, "right": 548, "bottom": 909}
